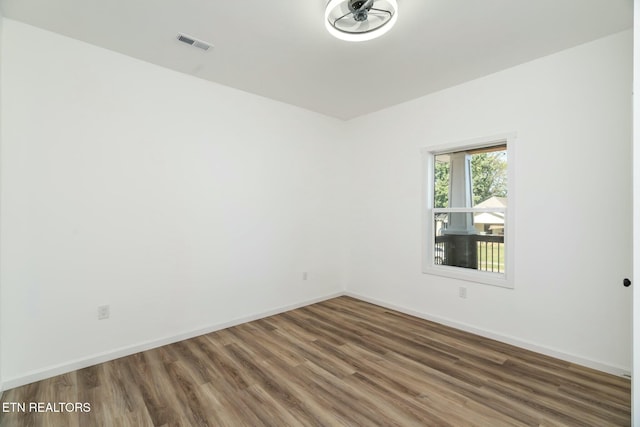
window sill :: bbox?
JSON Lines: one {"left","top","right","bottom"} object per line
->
{"left": 423, "top": 265, "right": 513, "bottom": 289}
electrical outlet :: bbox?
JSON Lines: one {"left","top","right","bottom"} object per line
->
{"left": 97, "top": 305, "right": 110, "bottom": 320}
{"left": 459, "top": 287, "right": 467, "bottom": 299}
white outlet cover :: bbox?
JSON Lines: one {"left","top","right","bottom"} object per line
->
{"left": 98, "top": 305, "right": 110, "bottom": 320}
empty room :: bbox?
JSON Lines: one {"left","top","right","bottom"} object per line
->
{"left": 0, "top": 0, "right": 637, "bottom": 426}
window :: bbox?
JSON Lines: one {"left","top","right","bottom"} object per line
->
{"left": 422, "top": 134, "right": 515, "bottom": 288}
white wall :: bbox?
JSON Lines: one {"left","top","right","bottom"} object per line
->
{"left": 0, "top": 19, "right": 347, "bottom": 387}
{"left": 633, "top": 0, "right": 639, "bottom": 422}
{"left": 0, "top": 9, "right": 4, "bottom": 395}
{"left": 344, "top": 30, "right": 633, "bottom": 374}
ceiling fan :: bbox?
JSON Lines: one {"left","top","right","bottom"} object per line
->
{"left": 324, "top": 0, "right": 398, "bottom": 42}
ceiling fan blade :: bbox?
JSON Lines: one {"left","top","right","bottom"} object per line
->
{"left": 369, "top": 7, "right": 392, "bottom": 17}
{"left": 333, "top": 10, "right": 354, "bottom": 26}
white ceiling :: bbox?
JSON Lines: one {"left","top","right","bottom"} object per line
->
{"left": 0, "top": 0, "right": 632, "bottom": 120}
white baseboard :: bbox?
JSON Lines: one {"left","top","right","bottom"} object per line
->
{"left": 1, "top": 292, "right": 344, "bottom": 391}
{"left": 345, "top": 291, "right": 631, "bottom": 378}
{"left": 2, "top": 290, "right": 629, "bottom": 391}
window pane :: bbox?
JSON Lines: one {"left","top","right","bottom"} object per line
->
{"left": 433, "top": 212, "right": 506, "bottom": 274}
{"left": 476, "top": 235, "right": 505, "bottom": 273}
{"left": 433, "top": 154, "right": 449, "bottom": 208}
{"left": 470, "top": 149, "right": 507, "bottom": 205}
{"left": 433, "top": 147, "right": 508, "bottom": 209}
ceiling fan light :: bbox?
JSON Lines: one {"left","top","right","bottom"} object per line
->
{"left": 325, "top": 0, "right": 398, "bottom": 42}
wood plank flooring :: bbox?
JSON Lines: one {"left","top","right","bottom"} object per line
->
{"left": 0, "top": 296, "right": 631, "bottom": 426}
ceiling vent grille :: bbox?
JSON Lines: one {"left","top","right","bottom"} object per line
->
{"left": 177, "top": 33, "right": 212, "bottom": 51}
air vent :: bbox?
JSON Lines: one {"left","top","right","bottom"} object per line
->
{"left": 177, "top": 33, "right": 212, "bottom": 51}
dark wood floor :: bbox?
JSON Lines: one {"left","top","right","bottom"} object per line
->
{"left": 0, "top": 296, "right": 631, "bottom": 426}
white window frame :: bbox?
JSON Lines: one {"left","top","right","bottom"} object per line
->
{"left": 422, "top": 133, "right": 516, "bottom": 288}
